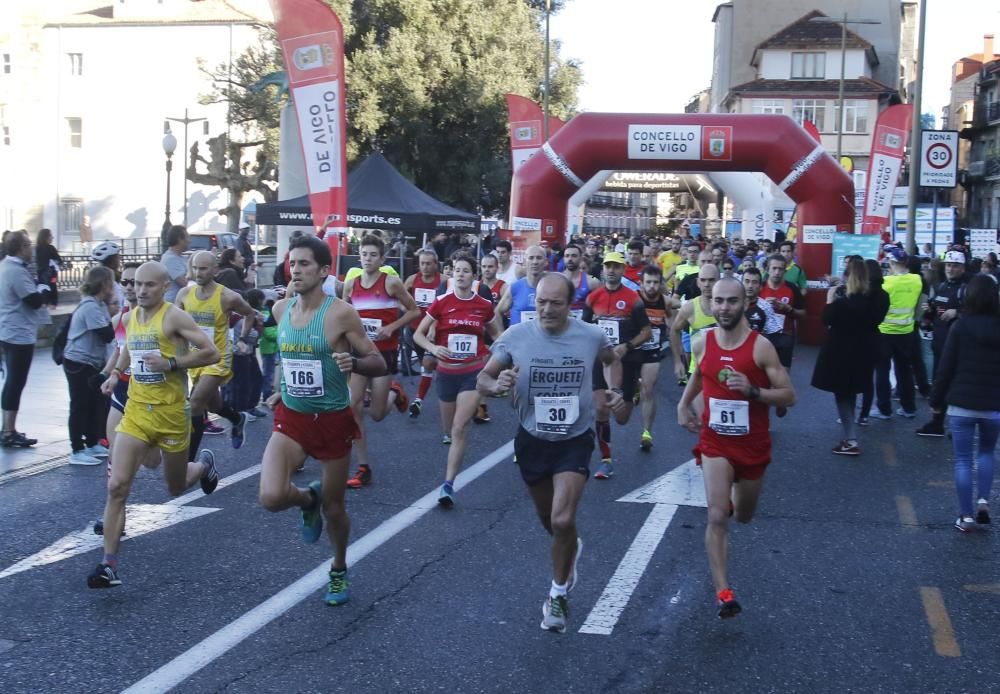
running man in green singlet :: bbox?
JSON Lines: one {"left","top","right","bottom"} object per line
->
{"left": 259, "top": 236, "right": 387, "bottom": 606}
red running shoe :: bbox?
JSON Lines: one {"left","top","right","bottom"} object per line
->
{"left": 717, "top": 588, "right": 742, "bottom": 619}
{"left": 390, "top": 381, "right": 409, "bottom": 414}
{"left": 346, "top": 464, "right": 372, "bottom": 489}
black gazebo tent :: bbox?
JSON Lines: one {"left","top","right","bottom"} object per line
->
{"left": 255, "top": 152, "right": 480, "bottom": 234}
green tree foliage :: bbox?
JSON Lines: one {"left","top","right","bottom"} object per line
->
{"left": 200, "top": 0, "right": 580, "bottom": 217}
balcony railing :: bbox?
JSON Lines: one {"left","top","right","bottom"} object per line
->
{"left": 989, "top": 101, "right": 1000, "bottom": 123}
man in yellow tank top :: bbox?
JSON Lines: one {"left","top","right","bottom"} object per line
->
{"left": 89, "top": 261, "right": 222, "bottom": 589}
{"left": 669, "top": 263, "right": 720, "bottom": 385}
{"left": 177, "top": 251, "right": 258, "bottom": 464}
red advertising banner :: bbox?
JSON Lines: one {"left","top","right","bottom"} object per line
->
{"left": 269, "top": 0, "right": 348, "bottom": 259}
{"left": 860, "top": 104, "right": 913, "bottom": 235}
{"left": 505, "top": 94, "right": 566, "bottom": 173}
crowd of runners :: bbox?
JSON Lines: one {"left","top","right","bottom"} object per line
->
{"left": 1, "top": 223, "right": 998, "bottom": 632}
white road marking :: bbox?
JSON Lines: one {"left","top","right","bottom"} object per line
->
{"left": 0, "top": 464, "right": 263, "bottom": 579}
{"left": 121, "top": 440, "right": 515, "bottom": 694}
{"left": 579, "top": 459, "right": 705, "bottom": 636}
{"left": 0, "top": 456, "right": 70, "bottom": 486}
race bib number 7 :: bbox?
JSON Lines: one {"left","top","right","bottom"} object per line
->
{"left": 535, "top": 395, "right": 579, "bottom": 434}
{"left": 282, "top": 358, "right": 324, "bottom": 398}
{"left": 708, "top": 398, "right": 749, "bottom": 436}
{"left": 130, "top": 349, "right": 166, "bottom": 384}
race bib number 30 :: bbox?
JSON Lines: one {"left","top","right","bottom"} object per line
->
{"left": 708, "top": 397, "right": 749, "bottom": 436}
{"left": 361, "top": 318, "right": 382, "bottom": 341}
{"left": 535, "top": 395, "right": 580, "bottom": 434}
{"left": 282, "top": 358, "right": 324, "bottom": 398}
{"left": 130, "top": 349, "right": 166, "bottom": 384}
{"left": 447, "top": 333, "right": 477, "bottom": 360}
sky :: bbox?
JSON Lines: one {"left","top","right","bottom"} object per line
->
{"left": 551, "top": 0, "right": 1000, "bottom": 123}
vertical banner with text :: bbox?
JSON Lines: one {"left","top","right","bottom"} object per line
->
{"left": 505, "top": 94, "right": 566, "bottom": 173}
{"left": 860, "top": 104, "right": 912, "bottom": 236}
{"left": 270, "top": 0, "right": 348, "bottom": 259}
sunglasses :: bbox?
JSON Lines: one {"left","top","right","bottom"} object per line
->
{"left": 120, "top": 279, "right": 135, "bottom": 287}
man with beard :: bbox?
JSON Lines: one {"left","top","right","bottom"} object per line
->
{"left": 677, "top": 278, "right": 795, "bottom": 619}
{"left": 562, "top": 243, "right": 600, "bottom": 319}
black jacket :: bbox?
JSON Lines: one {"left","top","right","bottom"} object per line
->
{"left": 930, "top": 314, "right": 1000, "bottom": 411}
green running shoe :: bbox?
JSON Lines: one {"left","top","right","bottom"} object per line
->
{"left": 325, "top": 568, "right": 349, "bottom": 605}
{"left": 300, "top": 481, "right": 323, "bottom": 544}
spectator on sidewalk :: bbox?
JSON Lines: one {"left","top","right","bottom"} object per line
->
{"left": 223, "top": 288, "right": 266, "bottom": 421}
{"left": 0, "top": 230, "right": 51, "bottom": 447}
{"left": 35, "top": 228, "right": 61, "bottom": 307}
{"left": 91, "top": 240, "right": 123, "bottom": 308}
{"left": 63, "top": 266, "right": 115, "bottom": 465}
{"left": 258, "top": 293, "right": 278, "bottom": 404}
{"left": 215, "top": 248, "right": 254, "bottom": 295}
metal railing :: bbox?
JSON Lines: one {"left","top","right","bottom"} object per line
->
{"left": 53, "top": 253, "right": 161, "bottom": 290}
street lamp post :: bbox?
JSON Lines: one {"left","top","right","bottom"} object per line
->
{"left": 162, "top": 130, "right": 177, "bottom": 244}
{"left": 166, "top": 108, "right": 206, "bottom": 226}
{"left": 543, "top": 0, "right": 551, "bottom": 141}
{"left": 810, "top": 14, "right": 880, "bottom": 161}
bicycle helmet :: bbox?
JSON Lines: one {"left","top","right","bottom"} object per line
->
{"left": 91, "top": 241, "right": 121, "bottom": 261}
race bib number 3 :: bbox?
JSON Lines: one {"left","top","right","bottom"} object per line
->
{"left": 598, "top": 319, "right": 620, "bottom": 344}
{"left": 708, "top": 397, "right": 749, "bottom": 436}
{"left": 447, "top": 333, "right": 478, "bottom": 360}
{"left": 414, "top": 288, "right": 435, "bottom": 307}
{"left": 282, "top": 358, "right": 324, "bottom": 398}
{"left": 520, "top": 310, "right": 538, "bottom": 322}
{"left": 535, "top": 395, "right": 580, "bottom": 434}
{"left": 361, "top": 318, "right": 382, "bottom": 341}
{"left": 130, "top": 349, "right": 166, "bottom": 384}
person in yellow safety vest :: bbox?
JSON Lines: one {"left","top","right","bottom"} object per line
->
{"left": 871, "top": 245, "right": 924, "bottom": 420}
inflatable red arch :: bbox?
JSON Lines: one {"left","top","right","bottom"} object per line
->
{"left": 509, "top": 113, "right": 856, "bottom": 344}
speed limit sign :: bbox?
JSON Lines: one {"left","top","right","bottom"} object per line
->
{"left": 919, "top": 130, "right": 958, "bottom": 188}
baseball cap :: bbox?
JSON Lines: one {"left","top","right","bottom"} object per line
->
{"left": 603, "top": 251, "right": 626, "bottom": 265}
{"left": 943, "top": 250, "right": 966, "bottom": 264}
{"left": 884, "top": 245, "right": 908, "bottom": 264}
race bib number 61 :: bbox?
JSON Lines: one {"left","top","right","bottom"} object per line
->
{"left": 708, "top": 397, "right": 749, "bottom": 436}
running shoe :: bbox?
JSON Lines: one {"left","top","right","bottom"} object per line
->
{"left": 69, "top": 450, "right": 103, "bottom": 466}
{"left": 895, "top": 408, "right": 916, "bottom": 419}
{"left": 231, "top": 412, "right": 247, "bottom": 449}
{"left": 249, "top": 406, "right": 269, "bottom": 419}
{"left": 346, "top": 464, "right": 371, "bottom": 489}
{"left": 716, "top": 588, "right": 741, "bottom": 619}
{"left": 640, "top": 430, "right": 653, "bottom": 452}
{"left": 775, "top": 406, "right": 788, "bottom": 418}
{"left": 916, "top": 421, "right": 945, "bottom": 437}
{"left": 85, "top": 443, "right": 110, "bottom": 458}
{"left": 831, "top": 441, "right": 860, "bottom": 456}
{"left": 594, "top": 459, "right": 614, "bottom": 480}
{"left": 976, "top": 499, "right": 991, "bottom": 525}
{"left": 856, "top": 416, "right": 869, "bottom": 427}
{"left": 243, "top": 409, "right": 260, "bottom": 423}
{"left": 203, "top": 420, "right": 225, "bottom": 435}
{"left": 677, "top": 377, "right": 687, "bottom": 387}
{"left": 869, "top": 410, "right": 892, "bottom": 420}
{"left": 568, "top": 537, "right": 583, "bottom": 593}
{"left": 390, "top": 381, "right": 409, "bottom": 414}
{"left": 87, "top": 563, "right": 121, "bottom": 589}
{"left": 1, "top": 431, "right": 36, "bottom": 447}
{"left": 632, "top": 391, "right": 641, "bottom": 406}
{"left": 441, "top": 434, "right": 452, "bottom": 445}
{"left": 92, "top": 520, "right": 125, "bottom": 537}
{"left": 408, "top": 398, "right": 422, "bottom": 418}
{"left": 437, "top": 482, "right": 454, "bottom": 508}
{"left": 541, "top": 594, "right": 568, "bottom": 633}
{"left": 955, "top": 516, "right": 975, "bottom": 533}
{"left": 300, "top": 481, "right": 323, "bottom": 544}
{"left": 198, "top": 449, "right": 219, "bottom": 494}
{"left": 473, "top": 403, "right": 491, "bottom": 424}
{"left": 325, "top": 568, "right": 349, "bottom": 606}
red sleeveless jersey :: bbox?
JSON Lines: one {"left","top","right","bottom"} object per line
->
{"left": 696, "top": 329, "right": 771, "bottom": 466}
{"left": 351, "top": 272, "right": 401, "bottom": 351}
{"left": 409, "top": 272, "right": 441, "bottom": 330}
{"left": 485, "top": 278, "right": 506, "bottom": 305}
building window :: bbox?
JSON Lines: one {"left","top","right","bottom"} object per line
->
{"left": 60, "top": 198, "right": 83, "bottom": 237}
{"left": 66, "top": 117, "right": 82, "bottom": 148}
{"left": 2, "top": 54, "right": 10, "bottom": 74}
{"left": 835, "top": 100, "right": 869, "bottom": 134}
{"left": 751, "top": 99, "right": 784, "bottom": 115}
{"left": 67, "top": 53, "right": 83, "bottom": 76}
{"left": 792, "top": 99, "right": 826, "bottom": 130}
{"left": 791, "top": 52, "right": 825, "bottom": 79}
{"left": 0, "top": 105, "right": 8, "bottom": 146}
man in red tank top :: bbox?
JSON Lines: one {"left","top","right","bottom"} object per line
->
{"left": 677, "top": 278, "right": 795, "bottom": 620}
{"left": 403, "top": 249, "right": 443, "bottom": 418}
{"left": 344, "top": 235, "right": 421, "bottom": 488}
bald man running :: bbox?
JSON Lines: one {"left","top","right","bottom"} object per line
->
{"left": 177, "top": 251, "right": 258, "bottom": 466}
{"left": 670, "top": 262, "right": 720, "bottom": 383}
{"left": 90, "top": 262, "right": 222, "bottom": 588}
{"left": 508, "top": 245, "right": 549, "bottom": 325}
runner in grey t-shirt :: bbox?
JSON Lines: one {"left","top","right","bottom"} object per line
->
{"left": 478, "top": 273, "right": 625, "bottom": 634}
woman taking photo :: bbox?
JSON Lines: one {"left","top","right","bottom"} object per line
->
{"left": 414, "top": 254, "right": 501, "bottom": 507}
{"left": 35, "top": 228, "right": 61, "bottom": 307}
{"left": 812, "top": 257, "right": 886, "bottom": 455}
{"left": 929, "top": 274, "right": 1000, "bottom": 532}
{"left": 63, "top": 265, "right": 116, "bottom": 465}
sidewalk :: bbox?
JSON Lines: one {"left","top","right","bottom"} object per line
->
{"left": 0, "top": 347, "right": 72, "bottom": 476}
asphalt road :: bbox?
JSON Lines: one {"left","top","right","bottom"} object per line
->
{"left": 1, "top": 346, "right": 998, "bottom": 693}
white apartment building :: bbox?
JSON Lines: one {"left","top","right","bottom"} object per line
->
{"left": 0, "top": 0, "right": 271, "bottom": 250}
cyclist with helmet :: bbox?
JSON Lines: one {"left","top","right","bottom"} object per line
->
{"left": 91, "top": 241, "right": 124, "bottom": 308}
